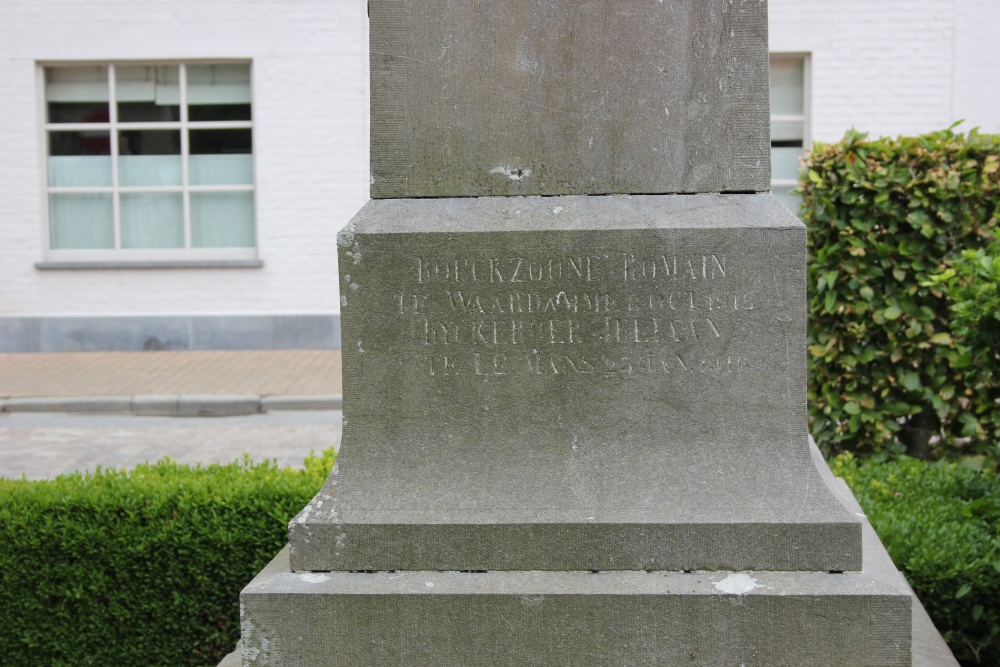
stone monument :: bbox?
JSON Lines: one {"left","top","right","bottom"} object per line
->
{"left": 227, "top": 1, "right": 943, "bottom": 664}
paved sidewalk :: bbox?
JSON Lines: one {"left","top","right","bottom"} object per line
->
{"left": 0, "top": 411, "right": 342, "bottom": 479}
{"left": 0, "top": 350, "right": 342, "bottom": 415}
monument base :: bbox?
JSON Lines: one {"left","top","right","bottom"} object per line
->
{"left": 297, "top": 194, "right": 864, "bottom": 574}
{"left": 232, "top": 443, "right": 947, "bottom": 667}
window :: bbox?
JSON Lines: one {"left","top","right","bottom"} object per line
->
{"left": 769, "top": 54, "right": 809, "bottom": 214}
{"left": 42, "top": 62, "right": 255, "bottom": 262}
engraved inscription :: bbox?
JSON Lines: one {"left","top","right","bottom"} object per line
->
{"left": 416, "top": 256, "right": 602, "bottom": 284}
{"left": 393, "top": 253, "right": 761, "bottom": 378}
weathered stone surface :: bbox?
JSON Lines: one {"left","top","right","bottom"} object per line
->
{"left": 289, "top": 194, "right": 861, "bottom": 572}
{"left": 370, "top": 0, "right": 771, "bottom": 198}
{"left": 243, "top": 441, "right": 912, "bottom": 666}
{"left": 243, "top": 560, "right": 910, "bottom": 666}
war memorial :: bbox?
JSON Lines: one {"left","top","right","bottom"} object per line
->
{"left": 224, "top": 2, "right": 955, "bottom": 664}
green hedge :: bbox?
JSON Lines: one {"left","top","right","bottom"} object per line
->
{"left": 833, "top": 454, "right": 1000, "bottom": 665}
{"left": 800, "top": 127, "right": 1000, "bottom": 459}
{"left": 928, "top": 237, "right": 1000, "bottom": 357}
{"left": 925, "top": 238, "right": 1000, "bottom": 458}
{"left": 0, "top": 450, "right": 334, "bottom": 667}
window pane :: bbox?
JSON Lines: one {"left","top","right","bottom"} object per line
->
{"left": 48, "top": 156, "right": 112, "bottom": 187}
{"left": 769, "top": 58, "right": 804, "bottom": 116}
{"left": 48, "top": 130, "right": 112, "bottom": 186}
{"left": 49, "top": 193, "right": 114, "bottom": 249}
{"left": 189, "top": 129, "right": 253, "bottom": 185}
{"left": 190, "top": 128, "right": 252, "bottom": 154}
{"left": 191, "top": 192, "right": 254, "bottom": 248}
{"left": 49, "top": 128, "right": 111, "bottom": 156}
{"left": 771, "top": 119, "right": 804, "bottom": 143}
{"left": 771, "top": 146, "right": 804, "bottom": 182}
{"left": 187, "top": 64, "right": 251, "bottom": 121}
{"left": 190, "top": 155, "right": 254, "bottom": 186}
{"left": 773, "top": 185, "right": 801, "bottom": 216}
{"left": 46, "top": 66, "right": 109, "bottom": 124}
{"left": 120, "top": 193, "right": 184, "bottom": 248}
{"left": 118, "top": 130, "right": 182, "bottom": 186}
{"left": 117, "top": 65, "right": 180, "bottom": 122}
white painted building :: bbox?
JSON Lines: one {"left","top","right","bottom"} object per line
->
{"left": 1, "top": 0, "right": 997, "bottom": 352}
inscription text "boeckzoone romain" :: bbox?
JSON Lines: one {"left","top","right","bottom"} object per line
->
{"left": 415, "top": 253, "right": 727, "bottom": 284}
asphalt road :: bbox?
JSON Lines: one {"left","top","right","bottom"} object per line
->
{"left": 0, "top": 410, "right": 342, "bottom": 480}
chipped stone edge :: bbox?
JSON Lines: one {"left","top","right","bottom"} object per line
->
{"left": 216, "top": 641, "right": 243, "bottom": 667}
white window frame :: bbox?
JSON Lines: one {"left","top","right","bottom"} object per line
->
{"left": 769, "top": 53, "right": 811, "bottom": 206}
{"left": 37, "top": 60, "right": 258, "bottom": 265}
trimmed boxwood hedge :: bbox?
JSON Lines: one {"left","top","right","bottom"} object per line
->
{"left": 3, "top": 448, "right": 995, "bottom": 664}
{"left": 833, "top": 454, "right": 1000, "bottom": 665}
{"left": 0, "top": 450, "right": 334, "bottom": 667}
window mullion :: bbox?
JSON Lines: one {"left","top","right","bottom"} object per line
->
{"left": 109, "top": 64, "right": 121, "bottom": 250}
{"left": 770, "top": 114, "right": 805, "bottom": 123}
{"left": 188, "top": 184, "right": 255, "bottom": 192}
{"left": 49, "top": 186, "right": 116, "bottom": 194}
{"left": 187, "top": 121, "right": 253, "bottom": 130}
{"left": 180, "top": 63, "right": 192, "bottom": 250}
{"left": 107, "top": 122, "right": 183, "bottom": 131}
{"left": 44, "top": 123, "right": 114, "bottom": 132}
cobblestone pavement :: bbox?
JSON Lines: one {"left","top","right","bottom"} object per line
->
{"left": 0, "top": 411, "right": 342, "bottom": 480}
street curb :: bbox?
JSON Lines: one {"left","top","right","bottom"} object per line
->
{"left": 0, "top": 394, "right": 342, "bottom": 417}
{"left": 261, "top": 395, "right": 343, "bottom": 411}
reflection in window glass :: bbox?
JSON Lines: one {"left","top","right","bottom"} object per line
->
{"left": 769, "top": 55, "right": 807, "bottom": 216}
{"left": 773, "top": 185, "right": 801, "bottom": 214}
{"left": 190, "top": 155, "right": 254, "bottom": 186}
{"left": 118, "top": 130, "right": 182, "bottom": 186}
{"left": 121, "top": 193, "right": 185, "bottom": 248}
{"left": 116, "top": 65, "right": 180, "bottom": 123}
{"left": 772, "top": 147, "right": 804, "bottom": 183}
{"left": 187, "top": 64, "right": 251, "bottom": 122}
{"left": 48, "top": 130, "right": 112, "bottom": 186}
{"left": 190, "top": 128, "right": 252, "bottom": 155}
{"left": 770, "top": 119, "right": 804, "bottom": 143}
{"left": 49, "top": 194, "right": 114, "bottom": 249}
{"left": 191, "top": 192, "right": 255, "bottom": 248}
{"left": 770, "top": 59, "right": 805, "bottom": 117}
{"left": 46, "top": 67, "right": 109, "bottom": 124}
{"left": 189, "top": 128, "right": 253, "bottom": 185}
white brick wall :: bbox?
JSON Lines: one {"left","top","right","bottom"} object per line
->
{"left": 0, "top": 0, "right": 369, "bottom": 318}
{"left": 770, "top": 0, "right": 1000, "bottom": 143}
{"left": 2, "top": 1, "right": 998, "bottom": 322}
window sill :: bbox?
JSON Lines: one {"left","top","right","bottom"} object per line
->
{"left": 35, "top": 259, "right": 264, "bottom": 270}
